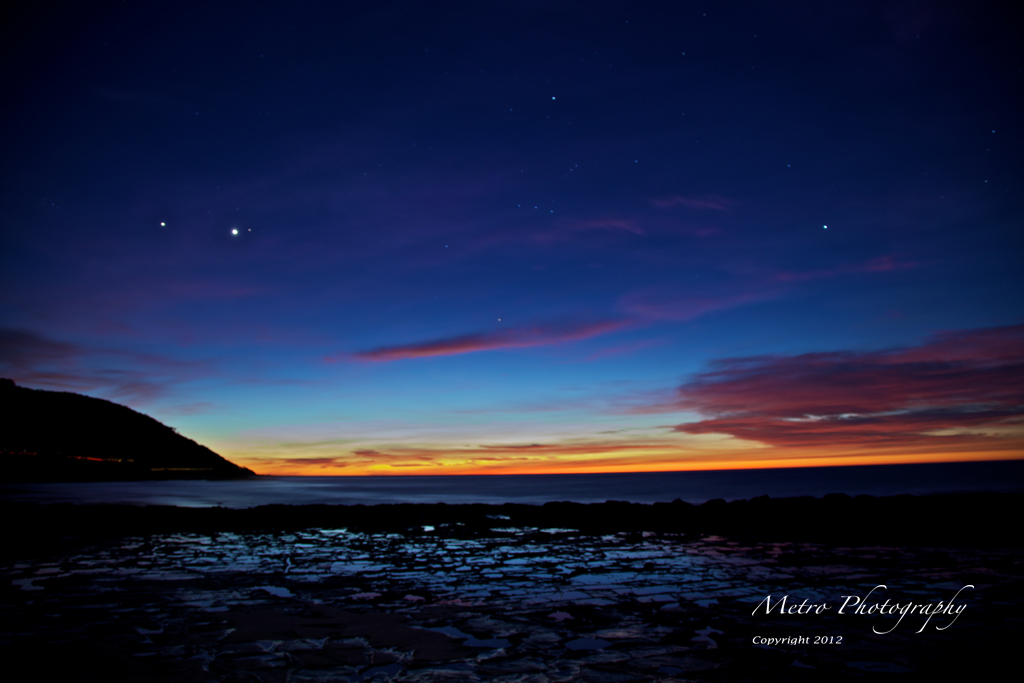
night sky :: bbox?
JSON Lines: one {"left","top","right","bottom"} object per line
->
{"left": 2, "top": 1, "right": 1021, "bottom": 475}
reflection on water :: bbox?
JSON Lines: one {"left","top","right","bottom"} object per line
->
{"left": 3, "top": 459, "right": 1023, "bottom": 508}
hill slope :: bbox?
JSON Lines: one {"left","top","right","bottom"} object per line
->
{"left": 1, "top": 379, "right": 256, "bottom": 482}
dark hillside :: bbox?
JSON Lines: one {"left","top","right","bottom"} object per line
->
{"left": 0, "top": 379, "right": 255, "bottom": 482}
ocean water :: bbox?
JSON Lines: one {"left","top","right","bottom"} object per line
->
{"left": 2, "top": 460, "right": 1021, "bottom": 508}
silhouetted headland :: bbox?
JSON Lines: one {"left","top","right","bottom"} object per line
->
{"left": 0, "top": 379, "right": 255, "bottom": 482}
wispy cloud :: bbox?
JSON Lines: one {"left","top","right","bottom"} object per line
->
{"left": 774, "top": 254, "right": 919, "bottom": 282}
{"left": 0, "top": 328, "right": 80, "bottom": 366}
{"left": 333, "top": 318, "right": 632, "bottom": 362}
{"left": 544, "top": 217, "right": 645, "bottom": 238}
{"left": 160, "top": 401, "right": 220, "bottom": 416}
{"left": 671, "top": 324, "right": 1024, "bottom": 448}
{"left": 621, "top": 252, "right": 923, "bottom": 324}
{"left": 620, "top": 288, "right": 772, "bottom": 322}
{"left": 651, "top": 195, "right": 731, "bottom": 211}
{"left": 0, "top": 327, "right": 216, "bottom": 405}
{"left": 573, "top": 337, "right": 669, "bottom": 363}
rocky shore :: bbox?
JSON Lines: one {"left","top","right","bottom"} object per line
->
{"left": 4, "top": 491, "right": 1022, "bottom": 551}
{"left": 2, "top": 493, "right": 1020, "bottom": 682}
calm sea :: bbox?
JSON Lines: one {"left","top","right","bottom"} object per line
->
{"left": 2, "top": 460, "right": 1022, "bottom": 509}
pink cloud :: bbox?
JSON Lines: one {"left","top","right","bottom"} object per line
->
{"left": 334, "top": 318, "right": 632, "bottom": 362}
{"left": 672, "top": 324, "right": 1024, "bottom": 448}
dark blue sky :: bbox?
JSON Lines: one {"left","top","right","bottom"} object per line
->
{"left": 2, "top": 1, "right": 1022, "bottom": 474}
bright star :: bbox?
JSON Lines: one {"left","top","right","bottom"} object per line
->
{"left": 231, "top": 229, "right": 238, "bottom": 235}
